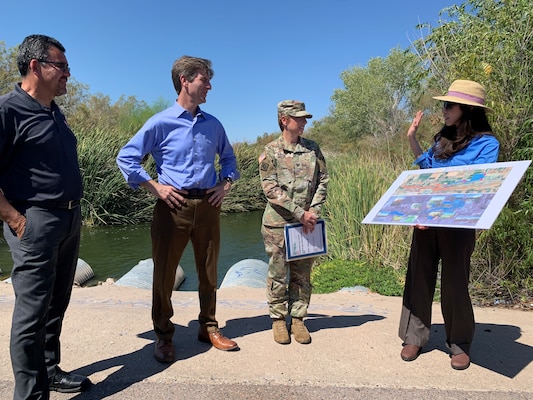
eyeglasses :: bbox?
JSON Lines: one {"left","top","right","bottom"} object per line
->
{"left": 443, "top": 101, "right": 458, "bottom": 110}
{"left": 37, "top": 59, "right": 70, "bottom": 73}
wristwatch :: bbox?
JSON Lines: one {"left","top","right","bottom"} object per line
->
{"left": 224, "top": 177, "right": 234, "bottom": 184}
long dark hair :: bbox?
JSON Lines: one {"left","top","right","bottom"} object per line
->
{"left": 432, "top": 105, "right": 493, "bottom": 159}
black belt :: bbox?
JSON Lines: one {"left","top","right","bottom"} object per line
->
{"left": 12, "top": 200, "right": 81, "bottom": 210}
{"left": 182, "top": 188, "right": 208, "bottom": 199}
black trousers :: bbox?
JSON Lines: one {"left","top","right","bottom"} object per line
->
{"left": 399, "top": 227, "right": 476, "bottom": 355}
{"left": 4, "top": 205, "right": 81, "bottom": 400}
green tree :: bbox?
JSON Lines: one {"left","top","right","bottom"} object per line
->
{"left": 55, "top": 78, "right": 90, "bottom": 119}
{"left": 0, "top": 41, "right": 19, "bottom": 95}
{"left": 331, "top": 48, "right": 426, "bottom": 141}
{"left": 413, "top": 0, "right": 533, "bottom": 160}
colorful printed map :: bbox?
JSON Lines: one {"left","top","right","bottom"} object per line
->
{"left": 362, "top": 161, "right": 531, "bottom": 229}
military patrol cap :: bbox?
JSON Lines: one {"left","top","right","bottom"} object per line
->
{"left": 277, "top": 100, "right": 313, "bottom": 118}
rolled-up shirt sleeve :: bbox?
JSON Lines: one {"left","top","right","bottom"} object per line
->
{"left": 116, "top": 125, "right": 156, "bottom": 189}
{"left": 216, "top": 125, "right": 240, "bottom": 182}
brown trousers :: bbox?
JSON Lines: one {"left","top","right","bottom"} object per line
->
{"left": 151, "top": 198, "right": 221, "bottom": 340}
{"left": 399, "top": 227, "right": 476, "bottom": 355}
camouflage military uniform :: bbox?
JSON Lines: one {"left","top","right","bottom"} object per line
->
{"left": 259, "top": 134, "right": 328, "bottom": 320}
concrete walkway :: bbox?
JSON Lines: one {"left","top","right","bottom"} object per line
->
{"left": 0, "top": 283, "right": 532, "bottom": 399}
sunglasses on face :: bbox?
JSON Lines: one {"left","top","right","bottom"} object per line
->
{"left": 443, "top": 101, "right": 458, "bottom": 110}
{"left": 37, "top": 59, "right": 70, "bottom": 73}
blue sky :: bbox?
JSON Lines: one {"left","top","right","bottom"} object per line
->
{"left": 2, "top": 0, "right": 458, "bottom": 143}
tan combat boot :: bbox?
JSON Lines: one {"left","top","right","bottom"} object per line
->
{"left": 272, "top": 319, "right": 290, "bottom": 344}
{"left": 291, "top": 317, "right": 311, "bottom": 344}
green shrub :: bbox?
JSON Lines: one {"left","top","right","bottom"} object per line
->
{"left": 223, "top": 142, "right": 266, "bottom": 213}
{"left": 311, "top": 259, "right": 404, "bottom": 296}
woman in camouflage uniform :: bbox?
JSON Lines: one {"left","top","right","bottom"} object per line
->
{"left": 258, "top": 100, "right": 328, "bottom": 344}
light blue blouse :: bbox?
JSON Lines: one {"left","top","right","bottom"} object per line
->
{"left": 414, "top": 134, "right": 500, "bottom": 169}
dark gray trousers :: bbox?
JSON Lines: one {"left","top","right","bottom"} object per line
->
{"left": 4, "top": 205, "right": 81, "bottom": 400}
{"left": 399, "top": 227, "right": 476, "bottom": 356}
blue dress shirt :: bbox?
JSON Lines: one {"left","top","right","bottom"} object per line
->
{"left": 117, "top": 102, "right": 239, "bottom": 190}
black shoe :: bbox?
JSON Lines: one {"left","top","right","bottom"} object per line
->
{"left": 49, "top": 367, "right": 91, "bottom": 393}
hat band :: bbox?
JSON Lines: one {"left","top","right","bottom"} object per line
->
{"left": 447, "top": 91, "right": 485, "bottom": 105}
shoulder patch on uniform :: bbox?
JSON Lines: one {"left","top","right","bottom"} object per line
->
{"left": 260, "top": 160, "right": 269, "bottom": 171}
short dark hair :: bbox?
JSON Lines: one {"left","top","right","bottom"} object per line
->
{"left": 17, "top": 34, "right": 66, "bottom": 77}
{"left": 171, "top": 55, "right": 214, "bottom": 94}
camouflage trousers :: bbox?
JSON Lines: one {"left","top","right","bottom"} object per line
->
{"left": 261, "top": 225, "right": 313, "bottom": 319}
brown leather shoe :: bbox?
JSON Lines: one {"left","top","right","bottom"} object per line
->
{"left": 451, "top": 353, "right": 470, "bottom": 370}
{"left": 154, "top": 339, "right": 175, "bottom": 363}
{"left": 198, "top": 327, "right": 239, "bottom": 351}
{"left": 400, "top": 344, "right": 422, "bottom": 361}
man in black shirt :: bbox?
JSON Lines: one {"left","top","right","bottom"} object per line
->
{"left": 0, "top": 34, "right": 91, "bottom": 399}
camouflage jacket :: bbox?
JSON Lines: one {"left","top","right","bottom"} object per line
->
{"left": 259, "top": 135, "right": 328, "bottom": 227}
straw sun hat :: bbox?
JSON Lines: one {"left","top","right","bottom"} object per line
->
{"left": 433, "top": 79, "right": 493, "bottom": 112}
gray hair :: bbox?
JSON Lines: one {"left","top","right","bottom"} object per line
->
{"left": 17, "top": 34, "right": 66, "bottom": 77}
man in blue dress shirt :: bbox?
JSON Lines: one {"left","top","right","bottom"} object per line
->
{"left": 117, "top": 56, "right": 240, "bottom": 363}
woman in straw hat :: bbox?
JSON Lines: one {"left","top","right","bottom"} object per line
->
{"left": 398, "top": 80, "right": 499, "bottom": 370}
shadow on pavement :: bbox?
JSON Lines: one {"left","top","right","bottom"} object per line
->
{"left": 221, "top": 312, "right": 386, "bottom": 340}
{"left": 67, "top": 322, "right": 210, "bottom": 399}
{"left": 305, "top": 313, "right": 385, "bottom": 332}
{"left": 424, "top": 322, "right": 533, "bottom": 378}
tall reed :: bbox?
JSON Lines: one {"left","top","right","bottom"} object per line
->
{"left": 323, "top": 152, "right": 411, "bottom": 270}
{"left": 76, "top": 127, "right": 156, "bottom": 225}
{"left": 222, "top": 142, "right": 266, "bottom": 213}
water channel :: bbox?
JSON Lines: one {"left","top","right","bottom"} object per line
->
{"left": 0, "top": 210, "right": 268, "bottom": 291}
